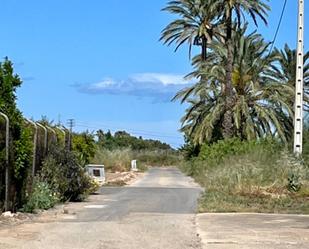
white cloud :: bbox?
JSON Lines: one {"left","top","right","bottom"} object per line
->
{"left": 130, "top": 73, "right": 190, "bottom": 86}
{"left": 74, "top": 73, "right": 195, "bottom": 102}
{"left": 89, "top": 78, "right": 117, "bottom": 89}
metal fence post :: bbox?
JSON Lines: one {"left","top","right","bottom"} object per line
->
{"left": 46, "top": 125, "right": 57, "bottom": 144}
{"left": 55, "top": 126, "right": 66, "bottom": 147}
{"left": 25, "top": 119, "right": 37, "bottom": 178}
{"left": 0, "top": 112, "right": 10, "bottom": 211}
{"left": 36, "top": 123, "right": 48, "bottom": 156}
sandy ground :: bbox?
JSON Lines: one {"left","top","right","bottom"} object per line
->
{"left": 0, "top": 167, "right": 202, "bottom": 249}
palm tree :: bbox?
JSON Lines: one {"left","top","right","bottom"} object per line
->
{"left": 268, "top": 44, "right": 309, "bottom": 111}
{"left": 175, "top": 26, "right": 294, "bottom": 144}
{"left": 160, "top": 0, "right": 221, "bottom": 61}
{"left": 218, "top": 0, "right": 270, "bottom": 139}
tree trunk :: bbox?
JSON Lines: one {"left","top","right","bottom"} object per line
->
{"left": 201, "top": 37, "right": 207, "bottom": 61}
{"left": 222, "top": 10, "right": 234, "bottom": 139}
{"left": 199, "top": 37, "right": 208, "bottom": 85}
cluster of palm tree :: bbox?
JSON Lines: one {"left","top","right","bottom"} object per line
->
{"left": 160, "top": 0, "right": 308, "bottom": 145}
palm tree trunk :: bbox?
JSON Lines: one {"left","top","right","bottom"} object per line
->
{"left": 200, "top": 37, "right": 208, "bottom": 84}
{"left": 222, "top": 9, "right": 234, "bottom": 139}
{"left": 201, "top": 37, "right": 207, "bottom": 61}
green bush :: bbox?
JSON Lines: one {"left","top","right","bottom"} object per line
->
{"left": 41, "top": 146, "right": 94, "bottom": 202}
{"left": 22, "top": 180, "right": 58, "bottom": 213}
{"left": 135, "top": 149, "right": 182, "bottom": 167}
{"left": 72, "top": 132, "right": 96, "bottom": 165}
{"left": 198, "top": 138, "right": 279, "bottom": 165}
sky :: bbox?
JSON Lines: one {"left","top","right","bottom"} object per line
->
{"left": 0, "top": 0, "right": 307, "bottom": 148}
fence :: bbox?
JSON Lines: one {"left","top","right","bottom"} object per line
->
{"left": 0, "top": 115, "right": 69, "bottom": 212}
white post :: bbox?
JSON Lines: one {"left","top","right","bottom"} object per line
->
{"left": 131, "top": 160, "right": 137, "bottom": 171}
{"left": 294, "top": 0, "right": 305, "bottom": 155}
{"left": 0, "top": 112, "right": 9, "bottom": 211}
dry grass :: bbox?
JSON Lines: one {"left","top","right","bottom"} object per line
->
{"left": 92, "top": 147, "right": 182, "bottom": 172}
{"left": 181, "top": 147, "right": 309, "bottom": 214}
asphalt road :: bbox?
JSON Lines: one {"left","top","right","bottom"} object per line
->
{"left": 0, "top": 167, "right": 202, "bottom": 249}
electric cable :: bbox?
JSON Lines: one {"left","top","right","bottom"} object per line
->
{"left": 268, "top": 0, "right": 288, "bottom": 55}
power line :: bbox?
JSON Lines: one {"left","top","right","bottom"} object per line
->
{"left": 75, "top": 122, "right": 183, "bottom": 139}
{"left": 76, "top": 123, "right": 183, "bottom": 140}
{"left": 75, "top": 123, "right": 182, "bottom": 148}
{"left": 76, "top": 121, "right": 181, "bottom": 137}
{"left": 268, "top": 0, "right": 288, "bottom": 55}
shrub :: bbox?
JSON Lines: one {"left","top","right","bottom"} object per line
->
{"left": 134, "top": 149, "right": 182, "bottom": 167}
{"left": 41, "top": 146, "right": 94, "bottom": 202}
{"left": 180, "top": 139, "right": 309, "bottom": 213}
{"left": 72, "top": 132, "right": 96, "bottom": 165}
{"left": 198, "top": 138, "right": 280, "bottom": 165}
{"left": 22, "top": 180, "right": 58, "bottom": 213}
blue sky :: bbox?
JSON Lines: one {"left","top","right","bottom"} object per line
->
{"left": 0, "top": 0, "right": 307, "bottom": 147}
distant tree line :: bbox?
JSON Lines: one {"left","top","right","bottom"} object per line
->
{"left": 96, "top": 129, "right": 173, "bottom": 151}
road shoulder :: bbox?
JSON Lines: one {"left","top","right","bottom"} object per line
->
{"left": 196, "top": 213, "right": 309, "bottom": 249}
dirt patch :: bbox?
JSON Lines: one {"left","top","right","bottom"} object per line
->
{"left": 0, "top": 212, "right": 36, "bottom": 228}
{"left": 105, "top": 171, "right": 144, "bottom": 186}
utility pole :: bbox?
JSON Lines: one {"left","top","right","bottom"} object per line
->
{"left": 67, "top": 119, "right": 75, "bottom": 150}
{"left": 293, "top": 0, "right": 305, "bottom": 155}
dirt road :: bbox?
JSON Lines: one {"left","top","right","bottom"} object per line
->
{"left": 0, "top": 167, "right": 202, "bottom": 249}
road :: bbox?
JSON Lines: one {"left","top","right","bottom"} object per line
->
{"left": 0, "top": 167, "right": 202, "bottom": 249}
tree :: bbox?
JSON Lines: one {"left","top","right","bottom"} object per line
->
{"left": 269, "top": 44, "right": 309, "bottom": 111}
{"left": 218, "top": 0, "right": 270, "bottom": 138}
{"left": 0, "top": 58, "right": 32, "bottom": 210}
{"left": 72, "top": 131, "right": 96, "bottom": 165}
{"left": 175, "top": 27, "right": 294, "bottom": 144}
{"left": 160, "top": 0, "right": 221, "bottom": 61}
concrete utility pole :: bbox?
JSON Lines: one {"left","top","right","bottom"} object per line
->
{"left": 0, "top": 112, "right": 9, "bottom": 211}
{"left": 293, "top": 0, "right": 305, "bottom": 155}
{"left": 67, "top": 119, "right": 75, "bottom": 150}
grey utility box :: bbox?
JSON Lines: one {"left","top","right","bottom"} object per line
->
{"left": 86, "top": 164, "right": 105, "bottom": 185}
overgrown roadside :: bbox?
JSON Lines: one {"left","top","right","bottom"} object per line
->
{"left": 180, "top": 138, "right": 309, "bottom": 214}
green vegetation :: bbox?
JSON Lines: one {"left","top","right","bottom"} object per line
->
{"left": 93, "top": 148, "right": 181, "bottom": 173}
{"left": 40, "top": 146, "right": 96, "bottom": 202}
{"left": 22, "top": 180, "right": 58, "bottom": 213}
{"left": 180, "top": 139, "right": 309, "bottom": 213}
{"left": 96, "top": 129, "right": 172, "bottom": 151}
{"left": 0, "top": 58, "right": 99, "bottom": 212}
{"left": 162, "top": 0, "right": 309, "bottom": 213}
{"left": 93, "top": 130, "right": 181, "bottom": 172}
{"left": 0, "top": 58, "right": 33, "bottom": 211}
